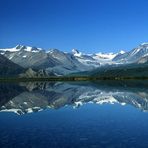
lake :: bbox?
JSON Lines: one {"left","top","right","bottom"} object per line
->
{"left": 0, "top": 80, "right": 148, "bottom": 148}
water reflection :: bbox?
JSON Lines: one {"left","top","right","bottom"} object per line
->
{"left": 1, "top": 80, "right": 148, "bottom": 115}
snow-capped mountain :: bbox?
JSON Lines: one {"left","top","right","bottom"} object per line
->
{"left": 72, "top": 49, "right": 101, "bottom": 67}
{"left": 93, "top": 52, "right": 117, "bottom": 60}
{"left": 0, "top": 45, "right": 119, "bottom": 75}
{"left": 71, "top": 48, "right": 119, "bottom": 67}
{"left": 92, "top": 52, "right": 118, "bottom": 66}
{"left": 0, "top": 45, "right": 42, "bottom": 53}
{"left": 0, "top": 45, "right": 89, "bottom": 75}
{"left": 1, "top": 42, "right": 148, "bottom": 76}
{"left": 113, "top": 43, "right": 148, "bottom": 63}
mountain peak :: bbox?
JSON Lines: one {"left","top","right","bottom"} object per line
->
{"left": 119, "top": 50, "right": 125, "bottom": 54}
{"left": 72, "top": 49, "right": 82, "bottom": 57}
{"left": 140, "top": 42, "right": 148, "bottom": 47}
{"left": 47, "top": 48, "right": 61, "bottom": 54}
{"left": 15, "top": 45, "right": 42, "bottom": 52}
{"left": 72, "top": 49, "right": 79, "bottom": 54}
{"left": 15, "top": 45, "right": 27, "bottom": 49}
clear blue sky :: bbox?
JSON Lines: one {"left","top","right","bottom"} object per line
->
{"left": 0, "top": 0, "right": 148, "bottom": 53}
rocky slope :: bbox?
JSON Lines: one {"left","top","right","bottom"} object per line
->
{"left": 0, "top": 54, "right": 25, "bottom": 77}
{"left": 113, "top": 43, "right": 148, "bottom": 63}
{"left": 1, "top": 42, "right": 148, "bottom": 76}
{"left": 0, "top": 45, "right": 118, "bottom": 75}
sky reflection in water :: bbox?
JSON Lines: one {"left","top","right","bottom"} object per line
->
{"left": 0, "top": 81, "right": 148, "bottom": 148}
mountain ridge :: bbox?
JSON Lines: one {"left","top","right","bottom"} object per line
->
{"left": 0, "top": 45, "right": 119, "bottom": 75}
{"left": 1, "top": 42, "right": 148, "bottom": 77}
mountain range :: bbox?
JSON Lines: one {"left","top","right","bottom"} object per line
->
{"left": 1, "top": 42, "right": 148, "bottom": 77}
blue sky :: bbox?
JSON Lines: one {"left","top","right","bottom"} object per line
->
{"left": 0, "top": 0, "right": 148, "bottom": 53}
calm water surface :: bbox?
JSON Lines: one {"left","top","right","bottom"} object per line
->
{"left": 0, "top": 81, "right": 148, "bottom": 148}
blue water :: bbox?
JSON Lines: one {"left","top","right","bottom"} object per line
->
{"left": 0, "top": 81, "right": 148, "bottom": 148}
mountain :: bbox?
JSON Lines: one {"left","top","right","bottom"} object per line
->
{"left": 0, "top": 53, "right": 56, "bottom": 78}
{"left": 1, "top": 42, "right": 148, "bottom": 77}
{"left": 0, "top": 54, "right": 24, "bottom": 77}
{"left": 71, "top": 43, "right": 148, "bottom": 78}
{"left": 72, "top": 49, "right": 117, "bottom": 67}
{"left": 0, "top": 45, "right": 54, "bottom": 68}
{"left": 0, "top": 45, "right": 119, "bottom": 75}
{"left": 0, "top": 45, "right": 92, "bottom": 75}
{"left": 137, "top": 55, "right": 148, "bottom": 64}
{"left": 113, "top": 43, "right": 148, "bottom": 63}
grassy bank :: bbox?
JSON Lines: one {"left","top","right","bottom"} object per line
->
{"left": 1, "top": 76, "right": 148, "bottom": 82}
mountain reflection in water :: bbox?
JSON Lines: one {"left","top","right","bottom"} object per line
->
{"left": 0, "top": 80, "right": 148, "bottom": 115}
{"left": 1, "top": 81, "right": 148, "bottom": 148}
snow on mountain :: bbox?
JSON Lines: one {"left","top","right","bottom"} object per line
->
{"left": 72, "top": 50, "right": 100, "bottom": 67}
{"left": 93, "top": 52, "right": 116, "bottom": 60}
{"left": 0, "top": 45, "right": 98, "bottom": 75}
{"left": 0, "top": 45, "right": 42, "bottom": 53}
{"left": 1, "top": 42, "right": 148, "bottom": 75}
{"left": 0, "top": 45, "right": 49, "bottom": 68}
{"left": 71, "top": 49, "right": 119, "bottom": 67}
{"left": 119, "top": 50, "right": 126, "bottom": 54}
{"left": 72, "top": 49, "right": 82, "bottom": 57}
{"left": 140, "top": 42, "right": 148, "bottom": 46}
{"left": 113, "top": 43, "right": 148, "bottom": 63}
{"left": 0, "top": 45, "right": 120, "bottom": 75}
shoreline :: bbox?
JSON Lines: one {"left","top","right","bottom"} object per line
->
{"left": 1, "top": 76, "right": 148, "bottom": 82}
